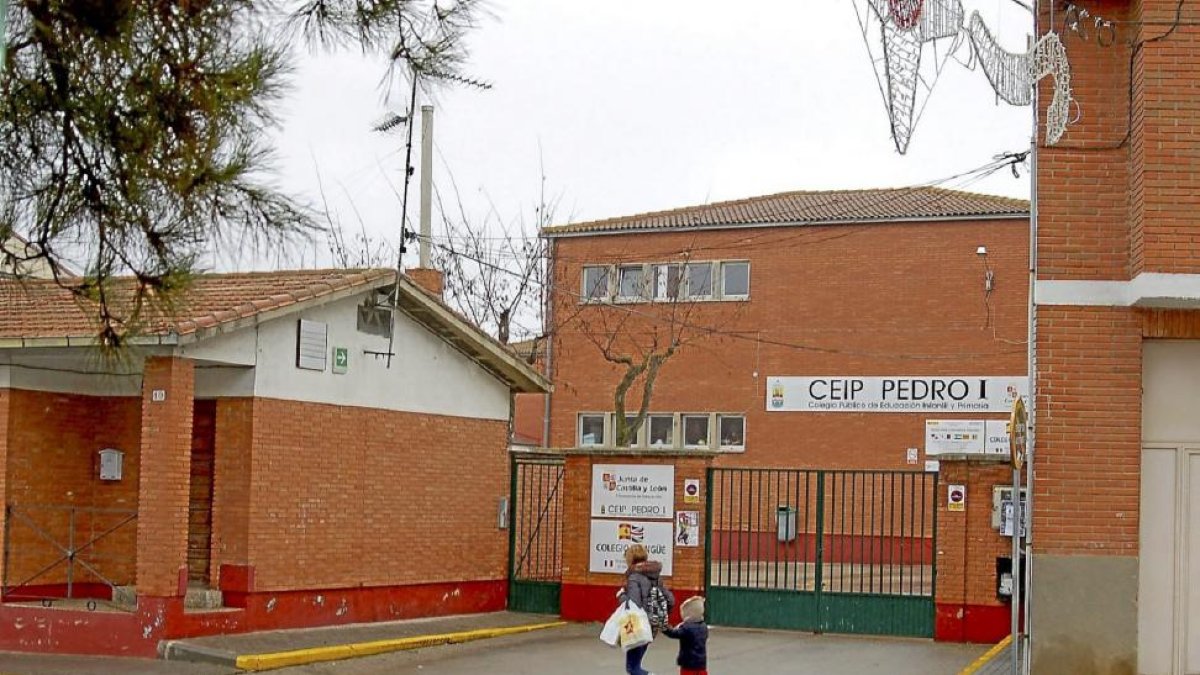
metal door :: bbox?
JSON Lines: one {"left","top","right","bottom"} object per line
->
{"left": 508, "top": 454, "right": 564, "bottom": 615}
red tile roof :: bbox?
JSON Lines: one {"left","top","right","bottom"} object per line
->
{"left": 541, "top": 187, "right": 1029, "bottom": 235}
{"left": 0, "top": 269, "right": 394, "bottom": 340}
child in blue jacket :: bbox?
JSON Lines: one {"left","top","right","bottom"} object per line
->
{"left": 662, "top": 595, "right": 708, "bottom": 675}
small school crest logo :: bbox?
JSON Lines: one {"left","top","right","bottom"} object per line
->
{"left": 770, "top": 381, "right": 785, "bottom": 409}
{"left": 603, "top": 473, "right": 618, "bottom": 491}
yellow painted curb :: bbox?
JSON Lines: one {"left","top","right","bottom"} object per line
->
{"left": 234, "top": 621, "right": 566, "bottom": 672}
{"left": 958, "top": 634, "right": 1013, "bottom": 675}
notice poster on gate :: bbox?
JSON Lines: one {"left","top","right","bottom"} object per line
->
{"left": 589, "top": 519, "right": 674, "bottom": 575}
{"left": 592, "top": 464, "right": 674, "bottom": 519}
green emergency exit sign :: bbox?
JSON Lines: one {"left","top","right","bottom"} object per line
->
{"left": 332, "top": 346, "right": 348, "bottom": 374}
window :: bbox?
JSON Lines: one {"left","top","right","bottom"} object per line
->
{"left": 618, "top": 265, "right": 646, "bottom": 300}
{"left": 685, "top": 263, "right": 713, "bottom": 299}
{"left": 579, "top": 414, "right": 605, "bottom": 446}
{"left": 718, "top": 414, "right": 746, "bottom": 450}
{"left": 582, "top": 266, "right": 610, "bottom": 301}
{"left": 683, "top": 414, "right": 710, "bottom": 448}
{"left": 721, "top": 261, "right": 750, "bottom": 298}
{"left": 618, "top": 415, "right": 640, "bottom": 447}
{"left": 653, "top": 264, "right": 684, "bottom": 301}
{"left": 648, "top": 415, "right": 675, "bottom": 447}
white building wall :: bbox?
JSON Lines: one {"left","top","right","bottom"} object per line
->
{"left": 0, "top": 291, "right": 512, "bottom": 422}
{"left": 247, "top": 292, "right": 510, "bottom": 421}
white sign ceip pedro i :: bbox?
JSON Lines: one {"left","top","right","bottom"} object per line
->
{"left": 766, "top": 376, "right": 1028, "bottom": 414}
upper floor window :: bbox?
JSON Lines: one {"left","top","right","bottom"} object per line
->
{"left": 618, "top": 265, "right": 647, "bottom": 301}
{"left": 579, "top": 260, "right": 747, "bottom": 304}
{"left": 721, "top": 261, "right": 750, "bottom": 298}
{"left": 582, "top": 266, "right": 610, "bottom": 301}
{"left": 685, "top": 263, "right": 713, "bottom": 299}
{"left": 654, "top": 264, "right": 685, "bottom": 301}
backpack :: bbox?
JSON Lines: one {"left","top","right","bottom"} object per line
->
{"left": 646, "top": 581, "right": 670, "bottom": 634}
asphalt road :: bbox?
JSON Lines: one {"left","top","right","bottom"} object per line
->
{"left": 0, "top": 623, "right": 985, "bottom": 675}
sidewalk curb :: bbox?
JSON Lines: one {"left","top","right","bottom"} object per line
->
{"left": 166, "top": 621, "right": 567, "bottom": 672}
{"left": 957, "top": 634, "right": 1013, "bottom": 675}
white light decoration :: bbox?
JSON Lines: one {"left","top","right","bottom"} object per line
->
{"left": 854, "top": 0, "right": 965, "bottom": 154}
{"left": 853, "top": 0, "right": 1074, "bottom": 152}
{"left": 968, "top": 12, "right": 1072, "bottom": 145}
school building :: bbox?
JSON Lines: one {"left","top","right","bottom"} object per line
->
{"left": 519, "top": 187, "right": 1035, "bottom": 642}
{"left": 0, "top": 268, "right": 547, "bottom": 656}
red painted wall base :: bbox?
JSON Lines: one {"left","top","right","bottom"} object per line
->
{"left": 0, "top": 579, "right": 507, "bottom": 657}
{"left": 935, "top": 602, "right": 1014, "bottom": 643}
{"left": 561, "top": 582, "right": 697, "bottom": 625}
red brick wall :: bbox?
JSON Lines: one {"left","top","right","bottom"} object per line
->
{"left": 548, "top": 219, "right": 1029, "bottom": 466}
{"left": 3, "top": 389, "right": 141, "bottom": 591}
{"left": 1130, "top": 0, "right": 1200, "bottom": 275}
{"left": 513, "top": 393, "right": 545, "bottom": 445}
{"left": 211, "top": 398, "right": 253, "bottom": 586}
{"left": 936, "top": 461, "right": 1016, "bottom": 641}
{"left": 1038, "top": 1, "right": 1134, "bottom": 282}
{"left": 136, "top": 357, "right": 194, "bottom": 597}
{"left": 1034, "top": 307, "right": 1142, "bottom": 556}
{"left": 560, "top": 452, "right": 712, "bottom": 622}
{"left": 245, "top": 398, "right": 510, "bottom": 591}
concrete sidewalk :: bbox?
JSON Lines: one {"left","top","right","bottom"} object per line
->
{"left": 162, "top": 611, "right": 563, "bottom": 670}
{"left": 0, "top": 614, "right": 997, "bottom": 674}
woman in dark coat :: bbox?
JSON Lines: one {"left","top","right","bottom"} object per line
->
{"left": 619, "top": 544, "right": 674, "bottom": 675}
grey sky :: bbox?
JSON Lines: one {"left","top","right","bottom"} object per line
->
{"left": 268, "top": 0, "right": 1035, "bottom": 270}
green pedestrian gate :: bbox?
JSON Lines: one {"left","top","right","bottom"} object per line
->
{"left": 705, "top": 468, "right": 937, "bottom": 638}
{"left": 507, "top": 453, "right": 564, "bottom": 615}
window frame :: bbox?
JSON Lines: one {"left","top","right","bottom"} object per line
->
{"left": 581, "top": 265, "right": 612, "bottom": 303}
{"left": 615, "top": 264, "right": 649, "bottom": 302}
{"left": 652, "top": 263, "right": 686, "bottom": 302}
{"left": 578, "top": 413, "right": 607, "bottom": 447}
{"left": 717, "top": 413, "right": 747, "bottom": 452}
{"left": 613, "top": 413, "right": 644, "bottom": 447}
{"left": 647, "top": 414, "right": 676, "bottom": 448}
{"left": 682, "top": 414, "right": 712, "bottom": 449}
{"left": 684, "top": 262, "right": 714, "bottom": 300}
{"left": 719, "top": 260, "right": 751, "bottom": 300}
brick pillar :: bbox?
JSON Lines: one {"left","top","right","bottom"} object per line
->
{"left": 211, "top": 398, "right": 253, "bottom": 592}
{"left": 560, "top": 449, "right": 715, "bottom": 622}
{"left": 934, "top": 460, "right": 1013, "bottom": 642}
{"left": 0, "top": 389, "right": 9, "bottom": 586}
{"left": 136, "top": 357, "right": 194, "bottom": 598}
{"left": 405, "top": 268, "right": 444, "bottom": 297}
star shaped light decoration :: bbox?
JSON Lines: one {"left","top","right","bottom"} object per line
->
{"left": 852, "top": 0, "right": 1074, "bottom": 153}
{"left": 852, "top": 0, "right": 966, "bottom": 154}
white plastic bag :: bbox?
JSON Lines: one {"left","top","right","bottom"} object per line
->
{"left": 599, "top": 603, "right": 623, "bottom": 647}
{"left": 617, "top": 602, "right": 653, "bottom": 652}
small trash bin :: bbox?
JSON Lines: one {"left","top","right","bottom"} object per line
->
{"left": 777, "top": 505, "right": 797, "bottom": 543}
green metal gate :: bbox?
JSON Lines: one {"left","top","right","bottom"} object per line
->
{"left": 705, "top": 468, "right": 937, "bottom": 638}
{"left": 507, "top": 453, "right": 564, "bottom": 615}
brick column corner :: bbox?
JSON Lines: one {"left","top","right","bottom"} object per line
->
{"left": 135, "top": 356, "right": 195, "bottom": 598}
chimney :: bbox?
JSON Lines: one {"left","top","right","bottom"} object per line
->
{"left": 406, "top": 268, "right": 444, "bottom": 297}
{"left": 402, "top": 105, "right": 444, "bottom": 298}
